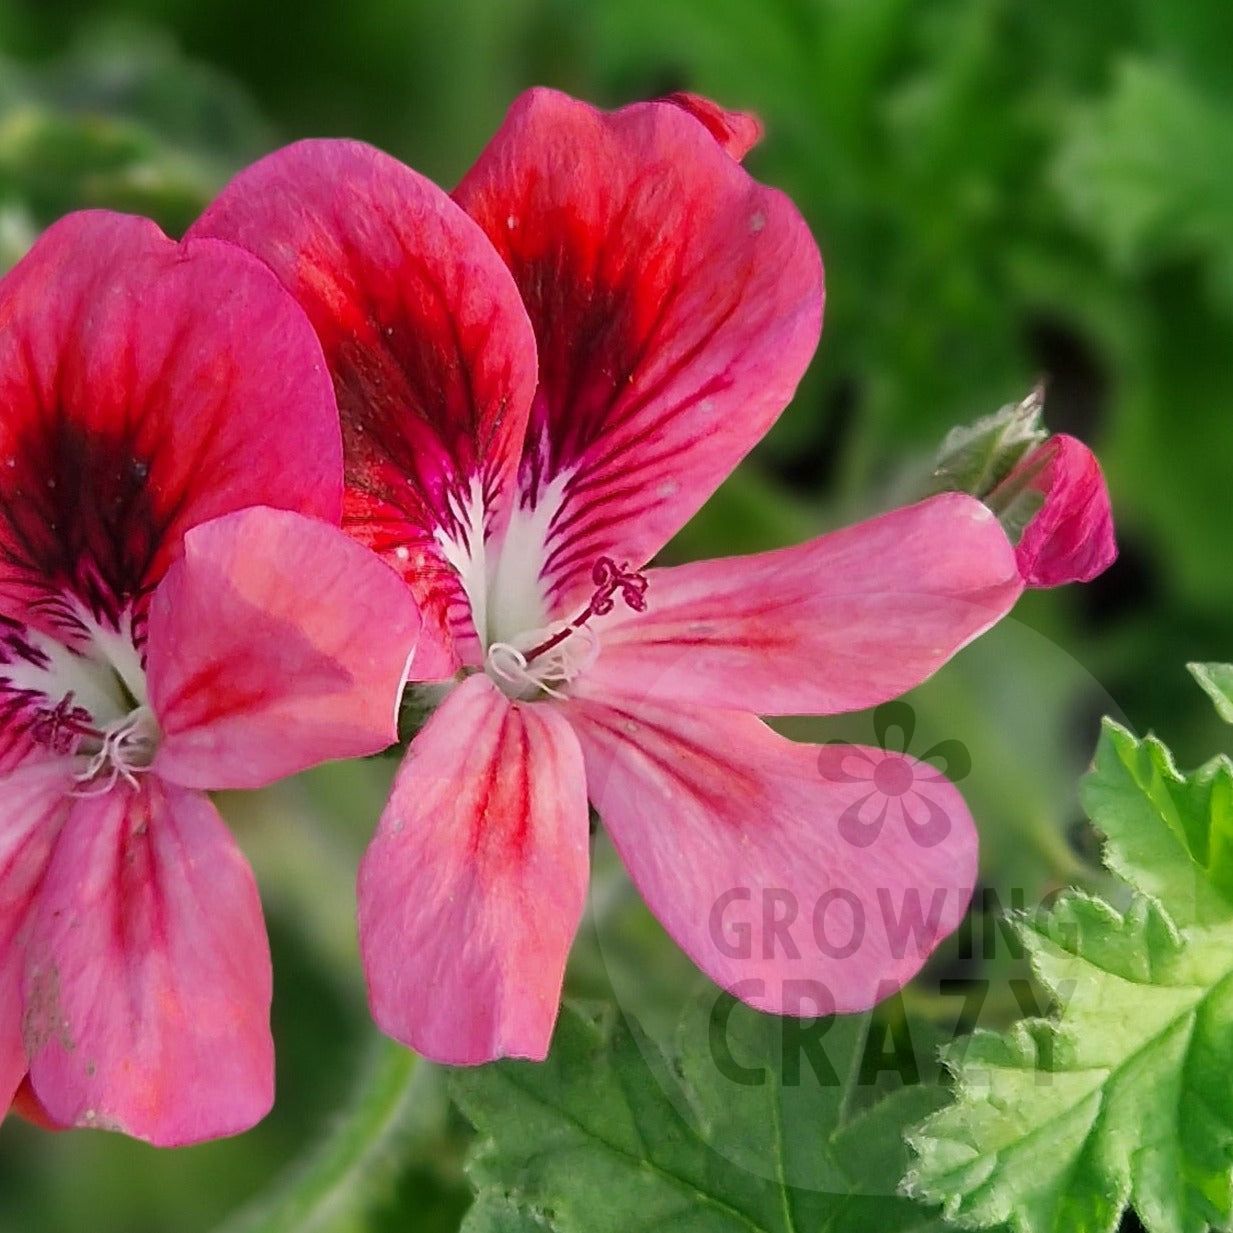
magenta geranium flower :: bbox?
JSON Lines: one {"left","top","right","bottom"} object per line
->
{"left": 193, "top": 89, "right": 1026, "bottom": 1065}
{"left": 0, "top": 212, "right": 419, "bottom": 1143}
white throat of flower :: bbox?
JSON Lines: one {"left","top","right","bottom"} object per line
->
{"left": 12, "top": 605, "right": 160, "bottom": 795}
{"left": 483, "top": 556, "right": 648, "bottom": 702}
{"left": 486, "top": 623, "right": 601, "bottom": 701}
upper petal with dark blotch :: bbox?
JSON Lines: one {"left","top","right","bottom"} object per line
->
{"left": 587, "top": 493, "right": 1023, "bottom": 716}
{"left": 455, "top": 88, "right": 823, "bottom": 623}
{"left": 358, "top": 673, "right": 589, "bottom": 1065}
{"left": 566, "top": 691, "right": 977, "bottom": 1016}
{"left": 0, "top": 211, "right": 341, "bottom": 645}
{"left": 22, "top": 776, "right": 273, "bottom": 1146}
{"left": 189, "top": 141, "right": 540, "bottom": 668}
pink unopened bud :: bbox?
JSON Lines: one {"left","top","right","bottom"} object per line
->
{"left": 1001, "top": 434, "right": 1117, "bottom": 588}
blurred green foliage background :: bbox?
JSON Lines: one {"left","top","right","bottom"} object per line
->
{"left": 0, "top": 2, "right": 1229, "bottom": 1230}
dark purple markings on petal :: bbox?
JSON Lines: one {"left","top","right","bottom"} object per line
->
{"left": 456, "top": 91, "right": 823, "bottom": 620}
{"left": 500, "top": 177, "right": 707, "bottom": 499}
{"left": 474, "top": 167, "right": 753, "bottom": 612}
{"left": 292, "top": 217, "right": 523, "bottom": 655}
{"left": 0, "top": 415, "right": 163, "bottom": 641}
{"left": 0, "top": 616, "right": 52, "bottom": 771}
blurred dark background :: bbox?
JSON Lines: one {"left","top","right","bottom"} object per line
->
{"left": 0, "top": 2, "right": 1230, "bottom": 1230}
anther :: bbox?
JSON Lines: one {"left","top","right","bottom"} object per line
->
{"left": 31, "top": 692, "right": 100, "bottom": 756}
{"left": 523, "top": 557, "right": 648, "bottom": 666}
{"left": 71, "top": 706, "right": 159, "bottom": 797}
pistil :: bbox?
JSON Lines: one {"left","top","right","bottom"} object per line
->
{"left": 522, "top": 557, "right": 648, "bottom": 666}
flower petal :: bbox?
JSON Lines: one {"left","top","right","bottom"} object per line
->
{"left": 358, "top": 673, "right": 589, "bottom": 1064}
{"left": 190, "top": 141, "right": 540, "bottom": 669}
{"left": 23, "top": 777, "right": 273, "bottom": 1146}
{"left": 0, "top": 763, "right": 72, "bottom": 1117}
{"left": 661, "top": 92, "right": 764, "bottom": 160}
{"left": 10, "top": 1077, "right": 63, "bottom": 1131}
{"left": 0, "top": 210, "right": 340, "bottom": 643}
{"left": 455, "top": 88, "right": 823, "bottom": 622}
{"left": 566, "top": 692, "right": 977, "bottom": 1014}
{"left": 148, "top": 507, "right": 420, "bottom": 791}
{"left": 588, "top": 493, "right": 1023, "bottom": 716}
{"left": 1003, "top": 434, "right": 1117, "bottom": 588}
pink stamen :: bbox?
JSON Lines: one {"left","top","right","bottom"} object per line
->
{"left": 523, "top": 557, "right": 648, "bottom": 665}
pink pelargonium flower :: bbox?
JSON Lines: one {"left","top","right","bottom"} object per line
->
{"left": 0, "top": 212, "right": 419, "bottom": 1144}
{"left": 192, "top": 88, "right": 1025, "bottom": 1065}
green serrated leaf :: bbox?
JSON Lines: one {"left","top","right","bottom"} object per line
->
{"left": 907, "top": 719, "right": 1233, "bottom": 1233}
{"left": 452, "top": 1000, "right": 948, "bottom": 1233}
{"left": 460, "top": 1193, "right": 560, "bottom": 1233}
{"left": 1189, "top": 664, "right": 1233, "bottom": 726}
{"left": 1083, "top": 719, "right": 1233, "bottom": 926}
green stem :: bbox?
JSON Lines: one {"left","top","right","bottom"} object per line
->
{"left": 214, "top": 1037, "right": 429, "bottom": 1233}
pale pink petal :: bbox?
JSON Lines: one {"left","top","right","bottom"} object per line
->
{"left": 148, "top": 507, "right": 420, "bottom": 791}
{"left": 190, "top": 141, "right": 540, "bottom": 670}
{"left": 1004, "top": 434, "right": 1117, "bottom": 588}
{"left": 23, "top": 777, "right": 272, "bottom": 1146}
{"left": 0, "top": 210, "right": 340, "bottom": 645}
{"left": 455, "top": 88, "right": 823, "bottom": 617}
{"left": 661, "top": 92, "right": 764, "bottom": 160}
{"left": 0, "top": 763, "right": 72, "bottom": 1117}
{"left": 358, "top": 673, "right": 589, "bottom": 1065}
{"left": 566, "top": 692, "right": 977, "bottom": 1014}
{"left": 588, "top": 493, "right": 1022, "bottom": 716}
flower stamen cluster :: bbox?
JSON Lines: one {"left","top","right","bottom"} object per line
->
{"left": 485, "top": 557, "right": 647, "bottom": 701}
{"left": 70, "top": 705, "right": 160, "bottom": 797}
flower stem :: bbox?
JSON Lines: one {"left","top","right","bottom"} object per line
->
{"left": 213, "top": 1036, "right": 430, "bottom": 1233}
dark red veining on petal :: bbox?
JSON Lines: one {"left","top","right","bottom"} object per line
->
{"left": 571, "top": 693, "right": 761, "bottom": 823}
{"left": 502, "top": 193, "right": 747, "bottom": 606}
{"left": 0, "top": 615, "right": 56, "bottom": 770}
{"left": 0, "top": 415, "right": 163, "bottom": 641}
{"left": 191, "top": 143, "right": 539, "bottom": 664}
{"left": 489, "top": 173, "right": 695, "bottom": 504}
{"left": 283, "top": 195, "right": 523, "bottom": 655}
{"left": 455, "top": 97, "right": 785, "bottom": 614}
